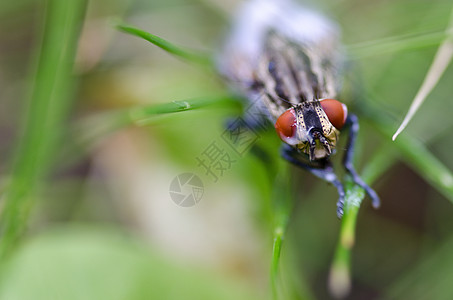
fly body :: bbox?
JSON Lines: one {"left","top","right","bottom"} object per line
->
{"left": 219, "top": 0, "right": 380, "bottom": 217}
{"left": 219, "top": 0, "right": 344, "bottom": 160}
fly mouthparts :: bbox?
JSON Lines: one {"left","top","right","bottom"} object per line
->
{"left": 320, "top": 135, "right": 332, "bottom": 155}
{"left": 325, "top": 143, "right": 332, "bottom": 155}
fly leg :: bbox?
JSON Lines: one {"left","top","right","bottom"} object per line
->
{"left": 281, "top": 144, "right": 346, "bottom": 218}
{"left": 343, "top": 114, "right": 380, "bottom": 208}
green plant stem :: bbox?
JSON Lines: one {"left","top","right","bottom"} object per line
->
{"left": 328, "top": 181, "right": 364, "bottom": 299}
{"left": 271, "top": 227, "right": 285, "bottom": 300}
{"left": 270, "top": 161, "right": 292, "bottom": 300}
{"left": 116, "top": 23, "right": 212, "bottom": 66}
{"left": 0, "top": 0, "right": 87, "bottom": 258}
{"left": 328, "top": 144, "right": 396, "bottom": 299}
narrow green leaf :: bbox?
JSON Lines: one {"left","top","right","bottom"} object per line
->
{"left": 116, "top": 23, "right": 212, "bottom": 66}
{"left": 0, "top": 0, "right": 87, "bottom": 258}
{"left": 74, "top": 96, "right": 238, "bottom": 148}
{"left": 270, "top": 161, "right": 292, "bottom": 300}
{"left": 347, "top": 30, "right": 448, "bottom": 59}
{"left": 127, "top": 97, "right": 236, "bottom": 126}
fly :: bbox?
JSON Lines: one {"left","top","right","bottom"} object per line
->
{"left": 218, "top": 0, "right": 380, "bottom": 218}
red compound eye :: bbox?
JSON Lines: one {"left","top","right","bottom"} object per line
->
{"left": 275, "top": 108, "right": 297, "bottom": 143}
{"left": 320, "top": 99, "right": 348, "bottom": 129}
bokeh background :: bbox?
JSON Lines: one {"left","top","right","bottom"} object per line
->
{"left": 1, "top": 0, "right": 453, "bottom": 299}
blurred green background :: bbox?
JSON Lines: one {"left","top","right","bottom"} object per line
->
{"left": 1, "top": 0, "right": 453, "bottom": 299}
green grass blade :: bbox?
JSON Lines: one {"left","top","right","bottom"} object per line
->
{"left": 0, "top": 0, "right": 87, "bottom": 258}
{"left": 74, "top": 96, "right": 238, "bottom": 148}
{"left": 271, "top": 228, "right": 285, "bottom": 300}
{"left": 360, "top": 144, "right": 398, "bottom": 184}
{"left": 347, "top": 30, "right": 448, "bottom": 58}
{"left": 392, "top": 7, "right": 453, "bottom": 140}
{"left": 127, "top": 97, "right": 237, "bottom": 125}
{"left": 270, "top": 161, "right": 292, "bottom": 300}
{"left": 116, "top": 23, "right": 213, "bottom": 66}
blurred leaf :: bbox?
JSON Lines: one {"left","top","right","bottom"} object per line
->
{"left": 368, "top": 117, "right": 453, "bottom": 204}
{"left": 347, "top": 29, "right": 448, "bottom": 59}
{"left": 0, "top": 0, "right": 87, "bottom": 257}
{"left": 0, "top": 226, "right": 260, "bottom": 300}
{"left": 386, "top": 234, "right": 453, "bottom": 299}
{"left": 360, "top": 143, "right": 398, "bottom": 184}
{"left": 270, "top": 161, "right": 292, "bottom": 300}
{"left": 0, "top": 0, "right": 35, "bottom": 18}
